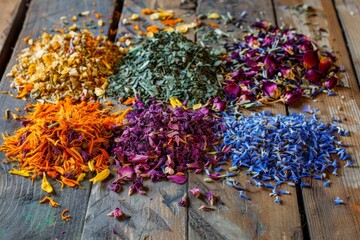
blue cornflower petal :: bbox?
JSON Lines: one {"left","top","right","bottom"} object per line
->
{"left": 334, "top": 197, "right": 345, "bottom": 205}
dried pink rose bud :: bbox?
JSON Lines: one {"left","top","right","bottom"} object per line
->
{"left": 212, "top": 97, "right": 226, "bottom": 112}
{"left": 303, "top": 50, "right": 319, "bottom": 69}
{"left": 305, "top": 69, "right": 324, "bottom": 86}
{"left": 189, "top": 187, "right": 201, "bottom": 198}
{"left": 206, "top": 191, "right": 216, "bottom": 206}
{"left": 224, "top": 82, "right": 240, "bottom": 98}
{"left": 262, "top": 81, "right": 281, "bottom": 99}
{"left": 178, "top": 193, "right": 188, "bottom": 207}
{"left": 324, "top": 76, "right": 338, "bottom": 90}
{"left": 282, "top": 87, "right": 303, "bottom": 104}
{"left": 108, "top": 207, "right": 124, "bottom": 220}
{"left": 318, "top": 56, "right": 332, "bottom": 74}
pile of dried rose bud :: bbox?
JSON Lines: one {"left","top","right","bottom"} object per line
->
{"left": 224, "top": 21, "right": 339, "bottom": 108}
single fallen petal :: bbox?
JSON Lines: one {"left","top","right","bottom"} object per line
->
{"left": 198, "top": 205, "right": 215, "bottom": 211}
{"left": 89, "top": 169, "right": 111, "bottom": 184}
{"left": 8, "top": 169, "right": 30, "bottom": 177}
{"left": 189, "top": 187, "right": 201, "bottom": 198}
{"left": 324, "top": 76, "right": 337, "bottom": 90}
{"left": 224, "top": 82, "right": 241, "bottom": 98}
{"left": 262, "top": 81, "right": 281, "bottom": 99}
{"left": 167, "top": 173, "right": 187, "bottom": 184}
{"left": 39, "top": 196, "right": 60, "bottom": 208}
{"left": 303, "top": 50, "right": 319, "bottom": 69}
{"left": 108, "top": 207, "right": 125, "bottom": 219}
{"left": 42, "top": 173, "right": 53, "bottom": 194}
{"left": 282, "top": 87, "right": 303, "bottom": 104}
{"left": 178, "top": 193, "right": 188, "bottom": 207}
{"left": 334, "top": 197, "right": 345, "bottom": 205}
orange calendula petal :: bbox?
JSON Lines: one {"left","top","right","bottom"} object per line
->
{"left": 41, "top": 173, "right": 53, "bottom": 193}
{"left": 141, "top": 8, "right": 154, "bottom": 15}
{"left": 61, "top": 209, "right": 71, "bottom": 222}
{"left": 161, "top": 18, "right": 183, "bottom": 27}
{"left": 16, "top": 84, "right": 34, "bottom": 99}
{"left": 122, "top": 97, "right": 136, "bottom": 105}
{"left": 89, "top": 168, "right": 110, "bottom": 184}
{"left": 8, "top": 169, "right": 30, "bottom": 177}
{"left": 61, "top": 176, "right": 79, "bottom": 187}
{"left": 39, "top": 196, "right": 60, "bottom": 208}
{"left": 146, "top": 25, "right": 159, "bottom": 33}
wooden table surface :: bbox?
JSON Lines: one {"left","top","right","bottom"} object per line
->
{"left": 0, "top": 0, "right": 360, "bottom": 239}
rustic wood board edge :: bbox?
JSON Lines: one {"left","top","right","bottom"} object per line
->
{"left": 333, "top": 0, "right": 360, "bottom": 87}
{"left": 0, "top": 0, "right": 28, "bottom": 80}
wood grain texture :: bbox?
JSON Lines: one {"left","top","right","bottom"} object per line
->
{"left": 81, "top": 1, "right": 195, "bottom": 239}
{"left": 115, "top": 0, "right": 196, "bottom": 40}
{"left": 0, "top": 0, "right": 23, "bottom": 51}
{"left": 0, "top": 0, "right": 27, "bottom": 78}
{"left": 274, "top": 0, "right": 360, "bottom": 238}
{"left": 334, "top": 0, "right": 360, "bottom": 85}
{"left": 0, "top": 0, "right": 115, "bottom": 239}
{"left": 188, "top": 1, "right": 303, "bottom": 240}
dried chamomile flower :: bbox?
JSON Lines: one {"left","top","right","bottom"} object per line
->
{"left": 8, "top": 30, "right": 124, "bottom": 101}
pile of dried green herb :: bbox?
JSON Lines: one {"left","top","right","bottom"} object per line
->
{"left": 107, "top": 31, "right": 225, "bottom": 107}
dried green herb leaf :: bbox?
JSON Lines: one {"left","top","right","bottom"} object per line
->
{"left": 107, "top": 32, "right": 225, "bottom": 106}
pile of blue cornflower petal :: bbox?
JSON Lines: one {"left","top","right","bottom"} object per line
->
{"left": 220, "top": 110, "right": 353, "bottom": 204}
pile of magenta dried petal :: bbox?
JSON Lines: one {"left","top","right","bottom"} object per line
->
{"left": 224, "top": 21, "right": 339, "bottom": 108}
{"left": 108, "top": 100, "right": 224, "bottom": 195}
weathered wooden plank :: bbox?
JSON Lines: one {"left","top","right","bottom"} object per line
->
{"left": 0, "top": 0, "right": 27, "bottom": 77}
{"left": 115, "top": 0, "right": 196, "bottom": 40}
{"left": 0, "top": 0, "right": 23, "bottom": 50}
{"left": 81, "top": 1, "right": 195, "bottom": 239}
{"left": 188, "top": 1, "right": 303, "bottom": 239}
{"left": 333, "top": 0, "right": 360, "bottom": 85}
{"left": 273, "top": 0, "right": 360, "bottom": 238}
{"left": 0, "top": 0, "right": 116, "bottom": 239}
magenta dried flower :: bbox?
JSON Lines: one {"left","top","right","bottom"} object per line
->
{"left": 189, "top": 187, "right": 201, "bottom": 198}
{"left": 206, "top": 191, "right": 216, "bottom": 206}
{"left": 305, "top": 69, "right": 324, "bottom": 86}
{"left": 282, "top": 87, "right": 303, "bottom": 104}
{"left": 303, "top": 50, "right": 319, "bottom": 69}
{"left": 262, "top": 81, "right": 281, "bottom": 99}
{"left": 128, "top": 176, "right": 146, "bottom": 195}
{"left": 318, "top": 56, "right": 332, "bottom": 74}
{"left": 224, "top": 81, "right": 241, "bottom": 98}
{"left": 118, "top": 165, "right": 134, "bottom": 180}
{"left": 167, "top": 173, "right": 187, "bottom": 184}
{"left": 108, "top": 207, "right": 124, "bottom": 220}
{"left": 225, "top": 21, "right": 340, "bottom": 107}
{"left": 325, "top": 76, "right": 337, "bottom": 90}
{"left": 212, "top": 97, "right": 226, "bottom": 112}
{"left": 108, "top": 183, "right": 122, "bottom": 193}
{"left": 178, "top": 193, "right": 188, "bottom": 207}
{"left": 110, "top": 100, "right": 224, "bottom": 195}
